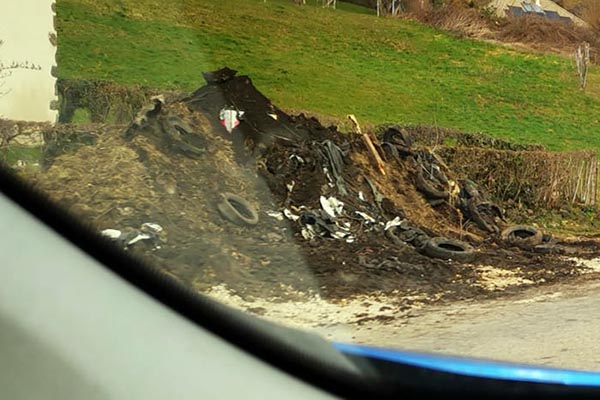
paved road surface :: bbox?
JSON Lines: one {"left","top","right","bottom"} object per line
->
{"left": 319, "top": 276, "right": 600, "bottom": 371}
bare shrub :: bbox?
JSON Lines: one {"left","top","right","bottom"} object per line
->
{"left": 411, "top": 3, "right": 491, "bottom": 38}
{"left": 581, "top": 1, "right": 600, "bottom": 32}
{"left": 439, "top": 147, "right": 598, "bottom": 209}
{"left": 495, "top": 15, "right": 599, "bottom": 51}
{"left": 398, "top": 2, "right": 600, "bottom": 61}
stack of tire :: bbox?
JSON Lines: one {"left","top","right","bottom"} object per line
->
{"left": 500, "top": 225, "right": 552, "bottom": 253}
{"left": 386, "top": 220, "right": 475, "bottom": 262}
{"left": 457, "top": 179, "right": 504, "bottom": 234}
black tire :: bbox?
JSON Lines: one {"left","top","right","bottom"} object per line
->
{"left": 415, "top": 170, "right": 449, "bottom": 200}
{"left": 383, "top": 127, "right": 413, "bottom": 148}
{"left": 164, "top": 115, "right": 195, "bottom": 136}
{"left": 467, "top": 199, "right": 498, "bottom": 234}
{"left": 383, "top": 127, "right": 414, "bottom": 156}
{"left": 380, "top": 142, "right": 400, "bottom": 162}
{"left": 501, "top": 225, "right": 543, "bottom": 246}
{"left": 429, "top": 199, "right": 445, "bottom": 207}
{"left": 424, "top": 237, "right": 474, "bottom": 262}
{"left": 385, "top": 229, "right": 404, "bottom": 246}
{"left": 459, "top": 179, "right": 480, "bottom": 199}
{"left": 217, "top": 193, "right": 259, "bottom": 226}
{"left": 533, "top": 244, "right": 554, "bottom": 254}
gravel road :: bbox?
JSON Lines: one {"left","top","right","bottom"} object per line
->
{"left": 316, "top": 274, "right": 600, "bottom": 371}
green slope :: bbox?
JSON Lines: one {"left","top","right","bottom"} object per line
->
{"left": 57, "top": 0, "right": 600, "bottom": 151}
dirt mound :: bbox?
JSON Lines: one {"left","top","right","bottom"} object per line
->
{"left": 31, "top": 68, "right": 599, "bottom": 304}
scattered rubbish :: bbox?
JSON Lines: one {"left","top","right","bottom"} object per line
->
{"left": 287, "top": 181, "right": 296, "bottom": 193}
{"left": 141, "top": 222, "right": 163, "bottom": 233}
{"left": 266, "top": 211, "right": 285, "bottom": 221}
{"left": 35, "top": 66, "right": 588, "bottom": 307}
{"left": 320, "top": 196, "right": 344, "bottom": 218}
{"left": 126, "top": 231, "right": 152, "bottom": 246}
{"left": 101, "top": 223, "right": 164, "bottom": 249}
{"left": 448, "top": 180, "right": 460, "bottom": 202}
{"left": 384, "top": 216, "right": 403, "bottom": 231}
{"left": 323, "top": 167, "right": 335, "bottom": 188}
{"left": 217, "top": 192, "right": 259, "bottom": 226}
{"left": 299, "top": 211, "right": 336, "bottom": 237}
{"left": 355, "top": 211, "right": 376, "bottom": 224}
{"left": 320, "top": 140, "right": 348, "bottom": 196}
{"left": 219, "top": 107, "right": 245, "bottom": 133}
{"left": 284, "top": 204, "right": 357, "bottom": 243}
{"left": 101, "top": 229, "right": 122, "bottom": 240}
{"left": 289, "top": 154, "right": 305, "bottom": 164}
{"left": 301, "top": 226, "right": 317, "bottom": 240}
{"left": 283, "top": 208, "right": 300, "bottom": 222}
{"left": 385, "top": 221, "right": 430, "bottom": 249}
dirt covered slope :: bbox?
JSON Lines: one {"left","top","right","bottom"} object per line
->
{"left": 30, "top": 68, "right": 600, "bottom": 304}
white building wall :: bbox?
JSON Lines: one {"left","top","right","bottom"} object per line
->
{"left": 0, "top": 0, "right": 57, "bottom": 122}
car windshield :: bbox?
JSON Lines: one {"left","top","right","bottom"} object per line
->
{"left": 4, "top": 0, "right": 600, "bottom": 372}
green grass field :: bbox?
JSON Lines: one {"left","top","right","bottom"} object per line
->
{"left": 57, "top": 0, "right": 600, "bottom": 151}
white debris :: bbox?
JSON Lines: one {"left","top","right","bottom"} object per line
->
{"left": 141, "top": 222, "right": 163, "bottom": 233}
{"left": 286, "top": 181, "right": 295, "bottom": 193}
{"left": 266, "top": 211, "right": 284, "bottom": 221}
{"left": 358, "top": 191, "right": 366, "bottom": 202}
{"left": 320, "top": 196, "right": 344, "bottom": 218}
{"left": 101, "top": 229, "right": 122, "bottom": 240}
{"left": 289, "top": 154, "right": 304, "bottom": 164}
{"left": 301, "top": 226, "right": 317, "bottom": 240}
{"left": 332, "top": 231, "right": 349, "bottom": 239}
{"left": 355, "top": 211, "right": 376, "bottom": 224}
{"left": 267, "top": 112, "right": 278, "bottom": 120}
{"left": 219, "top": 108, "right": 244, "bottom": 133}
{"left": 283, "top": 208, "right": 300, "bottom": 222}
{"left": 127, "top": 233, "right": 152, "bottom": 245}
{"left": 323, "top": 167, "right": 335, "bottom": 188}
{"left": 384, "top": 216, "right": 404, "bottom": 231}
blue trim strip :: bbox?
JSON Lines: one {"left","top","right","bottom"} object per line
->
{"left": 334, "top": 342, "right": 600, "bottom": 386}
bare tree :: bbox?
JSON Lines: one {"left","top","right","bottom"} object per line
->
{"left": 0, "top": 39, "right": 42, "bottom": 99}
{"left": 0, "top": 39, "right": 43, "bottom": 157}
{"left": 576, "top": 41, "right": 590, "bottom": 90}
{"left": 377, "top": 0, "right": 403, "bottom": 16}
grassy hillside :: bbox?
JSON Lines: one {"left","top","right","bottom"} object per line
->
{"left": 57, "top": 0, "right": 600, "bottom": 151}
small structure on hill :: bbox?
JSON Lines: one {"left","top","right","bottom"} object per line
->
{"left": 486, "top": 0, "right": 587, "bottom": 27}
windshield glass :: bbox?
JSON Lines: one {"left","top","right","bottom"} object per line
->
{"left": 4, "top": 0, "right": 600, "bottom": 371}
